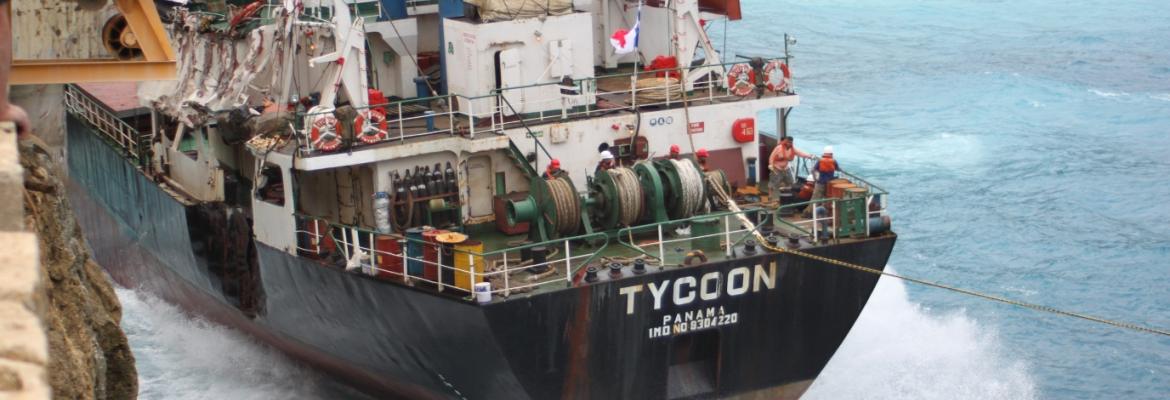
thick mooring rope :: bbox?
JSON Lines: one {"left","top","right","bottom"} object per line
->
{"left": 672, "top": 159, "right": 704, "bottom": 218}
{"left": 608, "top": 167, "right": 644, "bottom": 226}
{"left": 547, "top": 177, "right": 580, "bottom": 235}
{"left": 704, "top": 177, "right": 1170, "bottom": 338}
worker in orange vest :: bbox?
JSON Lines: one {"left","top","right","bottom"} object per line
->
{"left": 768, "top": 136, "right": 814, "bottom": 200}
{"left": 804, "top": 146, "right": 843, "bottom": 217}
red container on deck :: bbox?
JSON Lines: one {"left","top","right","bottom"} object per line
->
{"left": 422, "top": 229, "right": 448, "bottom": 282}
{"left": 828, "top": 179, "right": 854, "bottom": 198}
{"left": 374, "top": 235, "right": 403, "bottom": 280}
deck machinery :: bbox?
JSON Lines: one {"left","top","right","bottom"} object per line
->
{"left": 508, "top": 157, "right": 726, "bottom": 243}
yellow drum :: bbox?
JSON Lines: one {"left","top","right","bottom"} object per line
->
{"left": 453, "top": 240, "right": 485, "bottom": 291}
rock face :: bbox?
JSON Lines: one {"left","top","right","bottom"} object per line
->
{"left": 19, "top": 137, "right": 137, "bottom": 400}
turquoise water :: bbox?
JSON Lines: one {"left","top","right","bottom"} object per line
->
{"left": 118, "top": 1, "right": 1169, "bottom": 398}
{"left": 736, "top": 0, "right": 1170, "bottom": 398}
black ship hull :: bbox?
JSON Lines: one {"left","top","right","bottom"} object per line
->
{"left": 67, "top": 117, "right": 896, "bottom": 399}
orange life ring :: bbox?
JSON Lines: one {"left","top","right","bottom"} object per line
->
{"left": 310, "top": 114, "right": 342, "bottom": 152}
{"left": 763, "top": 61, "right": 791, "bottom": 93}
{"left": 354, "top": 110, "right": 389, "bottom": 144}
{"left": 726, "top": 63, "right": 756, "bottom": 97}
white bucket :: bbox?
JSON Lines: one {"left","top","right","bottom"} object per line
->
{"left": 473, "top": 282, "right": 492, "bottom": 303}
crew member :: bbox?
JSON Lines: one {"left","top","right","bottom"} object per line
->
{"left": 768, "top": 136, "right": 814, "bottom": 200}
{"left": 804, "top": 146, "right": 843, "bottom": 216}
{"left": 668, "top": 144, "right": 682, "bottom": 160}
{"left": 543, "top": 158, "right": 566, "bottom": 180}
{"left": 696, "top": 148, "right": 710, "bottom": 171}
{"left": 596, "top": 150, "right": 615, "bottom": 174}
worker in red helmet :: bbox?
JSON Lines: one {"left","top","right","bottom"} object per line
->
{"left": 543, "top": 158, "right": 566, "bottom": 180}
{"left": 669, "top": 144, "right": 682, "bottom": 160}
{"left": 695, "top": 148, "right": 710, "bottom": 171}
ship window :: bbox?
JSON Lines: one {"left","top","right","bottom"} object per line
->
{"left": 256, "top": 164, "right": 285, "bottom": 206}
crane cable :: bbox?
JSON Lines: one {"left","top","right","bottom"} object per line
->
{"left": 705, "top": 176, "right": 1170, "bottom": 338}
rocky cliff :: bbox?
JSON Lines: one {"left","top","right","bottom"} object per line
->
{"left": 19, "top": 135, "right": 137, "bottom": 400}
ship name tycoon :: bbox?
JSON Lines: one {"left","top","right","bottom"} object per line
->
{"left": 619, "top": 262, "right": 778, "bottom": 315}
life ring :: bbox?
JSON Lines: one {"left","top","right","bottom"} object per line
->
{"left": 763, "top": 60, "right": 792, "bottom": 93}
{"left": 309, "top": 114, "right": 342, "bottom": 152}
{"left": 354, "top": 109, "right": 389, "bottom": 144}
{"left": 726, "top": 63, "right": 756, "bottom": 97}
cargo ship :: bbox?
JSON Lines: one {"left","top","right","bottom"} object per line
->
{"left": 65, "top": 1, "right": 895, "bottom": 398}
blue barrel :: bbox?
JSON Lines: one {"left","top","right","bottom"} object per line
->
{"left": 405, "top": 227, "right": 425, "bottom": 276}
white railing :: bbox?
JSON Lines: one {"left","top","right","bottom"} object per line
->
{"left": 64, "top": 84, "right": 144, "bottom": 162}
{"left": 293, "top": 216, "right": 609, "bottom": 302}
{"left": 615, "top": 209, "right": 771, "bottom": 265}
{"left": 296, "top": 58, "right": 792, "bottom": 155}
{"left": 774, "top": 182, "right": 890, "bottom": 242}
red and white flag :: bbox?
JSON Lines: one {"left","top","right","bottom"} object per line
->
{"left": 609, "top": 2, "right": 642, "bottom": 55}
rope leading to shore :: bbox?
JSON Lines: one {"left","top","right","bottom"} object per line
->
{"left": 769, "top": 243, "right": 1170, "bottom": 338}
{"left": 706, "top": 175, "right": 1170, "bottom": 338}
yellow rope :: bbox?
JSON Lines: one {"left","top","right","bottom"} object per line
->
{"left": 707, "top": 175, "right": 1170, "bottom": 338}
{"left": 762, "top": 241, "right": 1170, "bottom": 337}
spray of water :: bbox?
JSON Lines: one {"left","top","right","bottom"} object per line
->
{"left": 118, "top": 267, "right": 1037, "bottom": 399}
{"left": 804, "top": 268, "right": 1037, "bottom": 399}
{"left": 117, "top": 287, "right": 332, "bottom": 400}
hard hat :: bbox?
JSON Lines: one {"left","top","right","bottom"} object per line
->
{"left": 696, "top": 148, "right": 709, "bottom": 158}
{"left": 823, "top": 145, "right": 834, "bottom": 154}
{"left": 549, "top": 159, "right": 561, "bottom": 168}
{"left": 670, "top": 144, "right": 681, "bottom": 154}
{"left": 601, "top": 150, "right": 614, "bottom": 160}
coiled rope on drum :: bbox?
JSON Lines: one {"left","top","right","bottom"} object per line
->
{"left": 703, "top": 178, "right": 1170, "bottom": 338}
{"left": 672, "top": 159, "right": 704, "bottom": 218}
{"left": 547, "top": 177, "right": 580, "bottom": 235}
{"left": 608, "top": 167, "right": 644, "bottom": 226}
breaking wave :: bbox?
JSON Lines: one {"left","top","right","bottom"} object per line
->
{"left": 804, "top": 269, "right": 1037, "bottom": 399}
{"left": 117, "top": 287, "right": 337, "bottom": 400}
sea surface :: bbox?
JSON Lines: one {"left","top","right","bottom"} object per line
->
{"left": 118, "top": 0, "right": 1170, "bottom": 398}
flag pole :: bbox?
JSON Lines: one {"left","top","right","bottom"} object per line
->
{"left": 630, "top": 0, "right": 643, "bottom": 106}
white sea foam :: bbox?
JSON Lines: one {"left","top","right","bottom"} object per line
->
{"left": 804, "top": 268, "right": 1037, "bottom": 400}
{"left": 1089, "top": 89, "right": 1128, "bottom": 98}
{"left": 117, "top": 287, "right": 332, "bottom": 400}
{"left": 1150, "top": 93, "right": 1170, "bottom": 102}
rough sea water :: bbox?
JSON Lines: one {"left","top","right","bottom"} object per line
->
{"left": 117, "top": 0, "right": 1169, "bottom": 398}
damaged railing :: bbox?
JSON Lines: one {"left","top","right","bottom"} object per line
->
{"left": 614, "top": 208, "right": 773, "bottom": 265}
{"left": 63, "top": 84, "right": 147, "bottom": 164}
{"left": 295, "top": 57, "right": 793, "bottom": 155}
{"left": 292, "top": 214, "right": 609, "bottom": 302}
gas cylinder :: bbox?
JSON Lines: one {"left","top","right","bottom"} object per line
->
{"left": 444, "top": 162, "right": 457, "bottom": 194}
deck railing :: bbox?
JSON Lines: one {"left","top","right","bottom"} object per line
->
{"left": 294, "top": 57, "right": 792, "bottom": 155}
{"left": 773, "top": 183, "right": 889, "bottom": 243}
{"left": 292, "top": 214, "right": 609, "bottom": 302}
{"left": 614, "top": 208, "right": 774, "bottom": 265}
{"left": 63, "top": 84, "right": 147, "bottom": 164}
